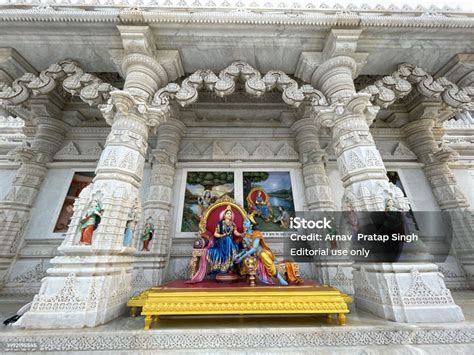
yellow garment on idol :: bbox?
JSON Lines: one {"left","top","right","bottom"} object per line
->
{"left": 252, "top": 231, "right": 277, "bottom": 277}
{"left": 257, "top": 248, "right": 277, "bottom": 276}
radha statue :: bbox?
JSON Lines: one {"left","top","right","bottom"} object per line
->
{"left": 207, "top": 205, "right": 241, "bottom": 274}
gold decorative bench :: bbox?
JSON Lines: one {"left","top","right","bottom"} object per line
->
{"left": 128, "top": 282, "right": 352, "bottom": 330}
{"left": 127, "top": 289, "right": 151, "bottom": 318}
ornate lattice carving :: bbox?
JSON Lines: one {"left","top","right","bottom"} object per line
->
{"left": 54, "top": 142, "right": 80, "bottom": 158}
{"left": 402, "top": 270, "right": 455, "bottom": 305}
{"left": 353, "top": 267, "right": 387, "bottom": 304}
{"left": 331, "top": 265, "right": 353, "bottom": 289}
{"left": 10, "top": 260, "right": 48, "bottom": 284}
{"left": 29, "top": 273, "right": 86, "bottom": 313}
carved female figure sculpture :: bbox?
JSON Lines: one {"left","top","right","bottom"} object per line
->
{"left": 207, "top": 205, "right": 240, "bottom": 274}
{"left": 123, "top": 203, "right": 139, "bottom": 247}
{"left": 79, "top": 199, "right": 102, "bottom": 245}
{"left": 385, "top": 197, "right": 399, "bottom": 212}
{"left": 140, "top": 217, "right": 155, "bottom": 251}
{"left": 234, "top": 229, "right": 288, "bottom": 286}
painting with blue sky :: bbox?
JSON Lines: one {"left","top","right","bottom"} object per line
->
{"left": 243, "top": 171, "right": 295, "bottom": 231}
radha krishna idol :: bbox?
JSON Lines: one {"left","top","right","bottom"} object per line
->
{"left": 208, "top": 205, "right": 241, "bottom": 274}
{"left": 187, "top": 195, "right": 302, "bottom": 285}
{"left": 234, "top": 220, "right": 289, "bottom": 285}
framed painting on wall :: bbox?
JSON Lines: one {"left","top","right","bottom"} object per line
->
{"left": 181, "top": 171, "right": 234, "bottom": 232}
{"left": 243, "top": 171, "right": 295, "bottom": 231}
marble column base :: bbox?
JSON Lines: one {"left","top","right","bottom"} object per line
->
{"left": 15, "top": 251, "right": 135, "bottom": 329}
{"left": 314, "top": 259, "right": 354, "bottom": 295}
{"left": 456, "top": 252, "right": 474, "bottom": 289}
{"left": 353, "top": 262, "right": 464, "bottom": 323}
{"left": 131, "top": 253, "right": 167, "bottom": 294}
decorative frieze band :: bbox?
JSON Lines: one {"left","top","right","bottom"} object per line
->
{"left": 179, "top": 140, "right": 299, "bottom": 161}
{"left": 1, "top": 3, "right": 473, "bottom": 30}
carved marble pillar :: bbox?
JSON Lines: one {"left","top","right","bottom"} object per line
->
{"left": 297, "top": 40, "right": 463, "bottom": 321}
{"left": 133, "top": 117, "right": 185, "bottom": 291}
{"left": 401, "top": 105, "right": 474, "bottom": 289}
{"left": 17, "top": 26, "right": 170, "bottom": 329}
{"left": 291, "top": 117, "right": 354, "bottom": 293}
{"left": 0, "top": 49, "right": 50, "bottom": 286}
{"left": 291, "top": 117, "right": 335, "bottom": 211}
{"left": 0, "top": 102, "right": 65, "bottom": 287}
{"left": 310, "top": 56, "right": 409, "bottom": 211}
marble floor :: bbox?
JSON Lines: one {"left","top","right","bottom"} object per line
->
{"left": 0, "top": 291, "right": 473, "bottom": 354}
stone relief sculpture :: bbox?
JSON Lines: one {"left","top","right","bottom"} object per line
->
{"left": 140, "top": 216, "right": 155, "bottom": 252}
{"left": 79, "top": 197, "right": 103, "bottom": 245}
{"left": 123, "top": 199, "right": 140, "bottom": 247}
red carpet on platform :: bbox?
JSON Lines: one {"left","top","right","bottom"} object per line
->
{"left": 160, "top": 279, "right": 317, "bottom": 290}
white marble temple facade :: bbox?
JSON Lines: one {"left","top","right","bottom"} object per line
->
{"left": 0, "top": 0, "right": 472, "bottom": 338}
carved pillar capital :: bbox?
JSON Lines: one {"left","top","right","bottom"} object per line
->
{"left": 311, "top": 56, "right": 358, "bottom": 100}
{"left": 401, "top": 118, "right": 438, "bottom": 164}
{"left": 117, "top": 26, "right": 168, "bottom": 101}
{"left": 295, "top": 29, "right": 368, "bottom": 102}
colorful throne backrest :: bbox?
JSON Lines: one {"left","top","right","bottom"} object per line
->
{"left": 198, "top": 195, "right": 247, "bottom": 238}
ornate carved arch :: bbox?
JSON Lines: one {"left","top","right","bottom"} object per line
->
{"left": 150, "top": 61, "right": 328, "bottom": 119}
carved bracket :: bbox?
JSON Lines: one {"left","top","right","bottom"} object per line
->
{"left": 360, "top": 63, "right": 474, "bottom": 110}
{"left": 99, "top": 90, "right": 168, "bottom": 128}
{"left": 0, "top": 59, "right": 117, "bottom": 110}
{"left": 313, "top": 93, "right": 380, "bottom": 128}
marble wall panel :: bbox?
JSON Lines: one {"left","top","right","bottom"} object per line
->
{"left": 451, "top": 168, "right": 474, "bottom": 208}
{"left": 0, "top": 168, "right": 16, "bottom": 200}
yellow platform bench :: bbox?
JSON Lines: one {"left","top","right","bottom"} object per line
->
{"left": 128, "top": 282, "right": 352, "bottom": 330}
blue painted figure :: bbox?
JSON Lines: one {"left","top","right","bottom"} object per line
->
{"left": 234, "top": 226, "right": 288, "bottom": 286}
{"left": 123, "top": 203, "right": 139, "bottom": 247}
{"left": 255, "top": 191, "right": 272, "bottom": 221}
